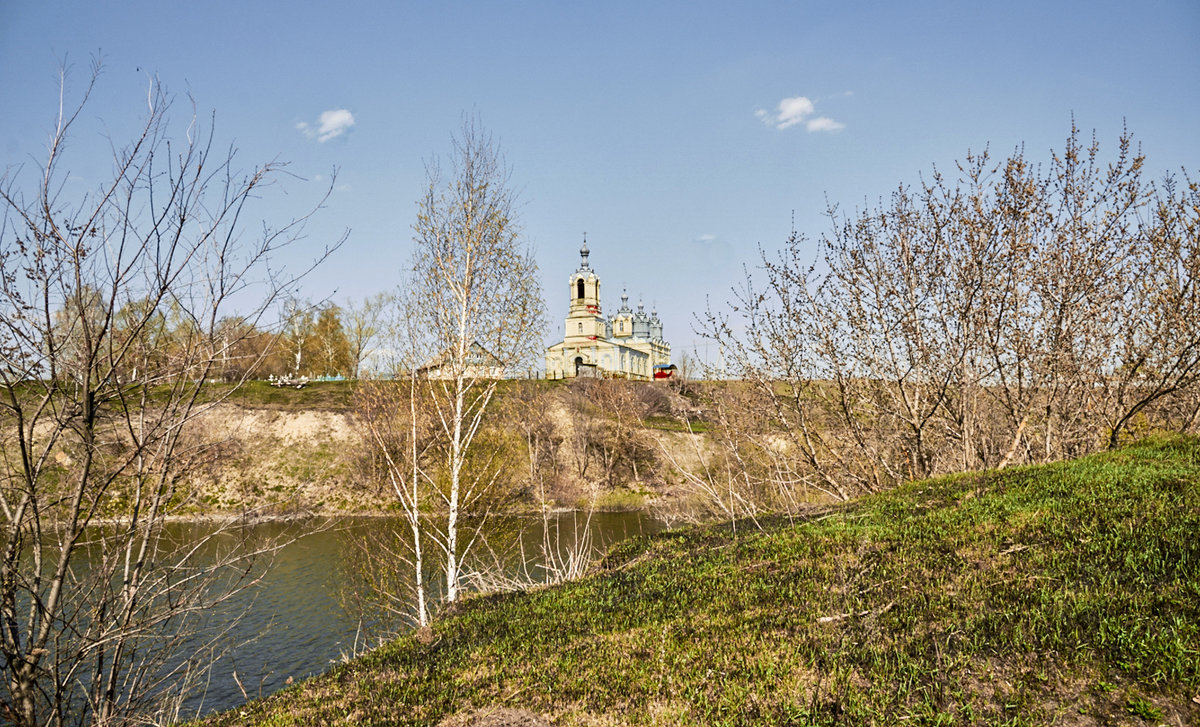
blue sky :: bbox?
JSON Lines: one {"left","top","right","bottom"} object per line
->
{"left": 3, "top": 1, "right": 1198, "bottom": 366}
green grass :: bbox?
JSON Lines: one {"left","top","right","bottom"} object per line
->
{"left": 0, "top": 378, "right": 359, "bottom": 413}
{"left": 643, "top": 414, "right": 710, "bottom": 433}
{"left": 206, "top": 377, "right": 572, "bottom": 412}
{"left": 198, "top": 435, "right": 1200, "bottom": 726}
{"left": 204, "top": 380, "right": 357, "bottom": 410}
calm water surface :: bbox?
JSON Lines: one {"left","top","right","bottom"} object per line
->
{"left": 183, "top": 511, "right": 667, "bottom": 717}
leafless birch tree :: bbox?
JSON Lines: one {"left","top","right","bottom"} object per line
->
{"left": 411, "top": 117, "right": 545, "bottom": 604}
{"left": 348, "top": 291, "right": 436, "bottom": 628}
{"left": 351, "top": 116, "right": 545, "bottom": 620}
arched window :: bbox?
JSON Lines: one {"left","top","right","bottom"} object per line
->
{"left": 578, "top": 322, "right": 583, "bottom": 333}
{"left": 577, "top": 279, "right": 585, "bottom": 299}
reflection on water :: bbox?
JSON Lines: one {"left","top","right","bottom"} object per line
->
{"left": 181, "top": 510, "right": 666, "bottom": 718}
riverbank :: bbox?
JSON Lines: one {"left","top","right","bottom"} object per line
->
{"left": 179, "top": 379, "right": 718, "bottom": 519}
{"left": 198, "top": 435, "right": 1200, "bottom": 726}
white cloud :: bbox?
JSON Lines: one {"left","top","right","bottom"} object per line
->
{"left": 297, "top": 109, "right": 356, "bottom": 142}
{"left": 775, "top": 96, "right": 815, "bottom": 129}
{"left": 694, "top": 233, "right": 717, "bottom": 243}
{"left": 756, "top": 95, "right": 844, "bottom": 133}
{"left": 806, "top": 116, "right": 845, "bottom": 133}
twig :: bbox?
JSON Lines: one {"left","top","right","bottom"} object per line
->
{"left": 816, "top": 601, "right": 894, "bottom": 625}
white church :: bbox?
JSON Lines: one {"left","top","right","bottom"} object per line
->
{"left": 545, "top": 240, "right": 672, "bottom": 380}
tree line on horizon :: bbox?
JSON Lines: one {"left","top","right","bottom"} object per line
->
{"left": 42, "top": 289, "right": 386, "bottom": 386}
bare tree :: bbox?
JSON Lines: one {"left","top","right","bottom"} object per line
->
{"left": 495, "top": 382, "right": 602, "bottom": 586}
{"left": 279, "top": 298, "right": 317, "bottom": 377}
{"left": 574, "top": 380, "right": 656, "bottom": 489}
{"left": 347, "top": 288, "right": 439, "bottom": 629}
{"left": 352, "top": 378, "right": 434, "bottom": 627}
{"left": 388, "top": 115, "right": 545, "bottom": 606}
{"left": 669, "top": 351, "right": 697, "bottom": 397}
{"left": 1094, "top": 171, "right": 1200, "bottom": 447}
{"left": 698, "top": 125, "right": 1200, "bottom": 515}
{"left": 347, "top": 115, "right": 546, "bottom": 624}
{"left": 0, "top": 64, "right": 341, "bottom": 725}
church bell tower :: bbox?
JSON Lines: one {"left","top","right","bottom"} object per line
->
{"left": 565, "top": 237, "right": 604, "bottom": 342}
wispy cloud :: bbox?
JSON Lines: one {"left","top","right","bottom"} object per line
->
{"left": 297, "top": 109, "right": 356, "bottom": 142}
{"left": 805, "top": 116, "right": 845, "bottom": 132}
{"left": 755, "top": 96, "right": 844, "bottom": 133}
{"left": 694, "top": 233, "right": 717, "bottom": 243}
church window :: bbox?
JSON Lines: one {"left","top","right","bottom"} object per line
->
{"left": 577, "top": 279, "right": 585, "bottom": 299}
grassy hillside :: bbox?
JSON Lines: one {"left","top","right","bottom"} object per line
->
{"left": 202, "top": 378, "right": 570, "bottom": 412}
{"left": 201, "top": 380, "right": 358, "bottom": 411}
{"left": 202, "top": 437, "right": 1200, "bottom": 726}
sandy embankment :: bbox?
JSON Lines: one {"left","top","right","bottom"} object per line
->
{"left": 183, "top": 394, "right": 713, "bottom": 519}
{"left": 184, "top": 404, "right": 391, "bottom": 517}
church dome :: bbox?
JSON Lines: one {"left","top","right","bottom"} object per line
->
{"left": 632, "top": 300, "right": 651, "bottom": 339}
{"left": 616, "top": 290, "right": 633, "bottom": 316}
{"left": 578, "top": 236, "right": 590, "bottom": 271}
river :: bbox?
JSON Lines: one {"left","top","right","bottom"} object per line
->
{"left": 174, "top": 510, "right": 668, "bottom": 718}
